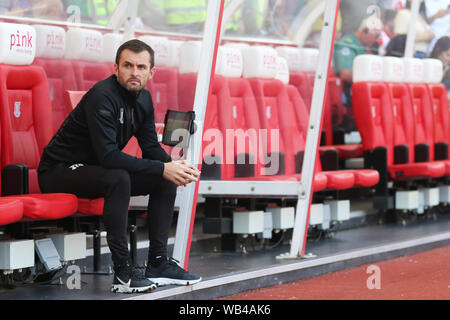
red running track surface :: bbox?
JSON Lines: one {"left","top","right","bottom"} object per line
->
{"left": 219, "top": 244, "right": 450, "bottom": 300}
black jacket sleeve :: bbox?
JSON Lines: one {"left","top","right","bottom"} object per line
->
{"left": 85, "top": 91, "right": 165, "bottom": 176}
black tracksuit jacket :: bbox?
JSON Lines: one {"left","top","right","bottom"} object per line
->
{"left": 38, "top": 75, "right": 172, "bottom": 176}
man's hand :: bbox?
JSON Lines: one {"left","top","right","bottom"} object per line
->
{"left": 163, "top": 160, "right": 201, "bottom": 186}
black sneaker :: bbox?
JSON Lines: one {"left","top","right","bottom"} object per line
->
{"left": 145, "top": 257, "right": 202, "bottom": 286}
{"left": 111, "top": 261, "right": 157, "bottom": 293}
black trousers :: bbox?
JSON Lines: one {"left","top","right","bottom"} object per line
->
{"left": 38, "top": 163, "right": 177, "bottom": 265}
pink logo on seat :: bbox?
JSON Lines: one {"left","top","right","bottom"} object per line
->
{"left": 9, "top": 30, "right": 33, "bottom": 53}
{"left": 46, "top": 32, "right": 64, "bottom": 50}
{"left": 85, "top": 35, "right": 102, "bottom": 54}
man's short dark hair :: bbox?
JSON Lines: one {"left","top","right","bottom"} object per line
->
{"left": 115, "top": 39, "right": 155, "bottom": 68}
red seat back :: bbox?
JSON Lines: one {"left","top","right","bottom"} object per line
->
{"left": 352, "top": 82, "right": 395, "bottom": 165}
{"left": 285, "top": 85, "right": 325, "bottom": 175}
{"left": 177, "top": 73, "right": 197, "bottom": 112}
{"left": 33, "top": 58, "right": 78, "bottom": 132}
{"left": 0, "top": 65, "right": 54, "bottom": 193}
{"left": 146, "top": 66, "right": 179, "bottom": 123}
{"left": 64, "top": 90, "right": 85, "bottom": 111}
{"left": 71, "top": 60, "right": 111, "bottom": 91}
{"left": 223, "top": 77, "right": 261, "bottom": 179}
{"left": 406, "top": 83, "right": 435, "bottom": 161}
{"left": 385, "top": 83, "right": 415, "bottom": 163}
{"left": 326, "top": 73, "right": 344, "bottom": 145}
{"left": 285, "top": 85, "right": 309, "bottom": 174}
{"left": 427, "top": 83, "right": 450, "bottom": 159}
{"left": 289, "top": 71, "right": 313, "bottom": 111}
{"left": 201, "top": 76, "right": 226, "bottom": 179}
{"left": 248, "top": 78, "right": 288, "bottom": 176}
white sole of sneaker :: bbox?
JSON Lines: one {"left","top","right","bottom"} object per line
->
{"left": 148, "top": 277, "right": 202, "bottom": 286}
{"left": 111, "top": 283, "right": 157, "bottom": 293}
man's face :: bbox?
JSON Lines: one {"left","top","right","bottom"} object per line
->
{"left": 361, "top": 28, "right": 382, "bottom": 47}
{"left": 114, "top": 49, "right": 155, "bottom": 94}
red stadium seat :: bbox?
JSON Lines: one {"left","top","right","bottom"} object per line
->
{"left": 353, "top": 81, "right": 445, "bottom": 181}
{"left": 33, "top": 58, "right": 112, "bottom": 133}
{"left": 77, "top": 197, "right": 104, "bottom": 216}
{"left": 177, "top": 72, "right": 197, "bottom": 112}
{"left": 4, "top": 193, "right": 77, "bottom": 219}
{"left": 405, "top": 83, "right": 436, "bottom": 161}
{"left": 285, "top": 84, "right": 378, "bottom": 189}
{"left": 248, "top": 78, "right": 372, "bottom": 190}
{"left": 289, "top": 71, "right": 313, "bottom": 110}
{"left": 105, "top": 62, "right": 115, "bottom": 73}
{"left": 427, "top": 83, "right": 450, "bottom": 162}
{"left": 146, "top": 66, "right": 179, "bottom": 123}
{"left": 247, "top": 78, "right": 288, "bottom": 177}
{"left": 327, "top": 70, "right": 345, "bottom": 134}
{"left": 406, "top": 82, "right": 450, "bottom": 175}
{"left": 33, "top": 58, "right": 78, "bottom": 132}
{"left": 202, "top": 76, "right": 327, "bottom": 191}
{"left": 0, "top": 198, "right": 23, "bottom": 225}
{"left": 63, "top": 90, "right": 84, "bottom": 112}
{"left": 71, "top": 60, "right": 112, "bottom": 91}
{"left": 0, "top": 64, "right": 78, "bottom": 219}
{"left": 222, "top": 77, "right": 262, "bottom": 179}
{"left": 291, "top": 68, "right": 362, "bottom": 159}
{"left": 201, "top": 75, "right": 228, "bottom": 179}
{"left": 201, "top": 75, "right": 257, "bottom": 180}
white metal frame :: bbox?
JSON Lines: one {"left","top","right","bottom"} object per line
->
{"left": 107, "top": 0, "right": 139, "bottom": 40}
{"left": 198, "top": 180, "right": 303, "bottom": 197}
{"left": 82, "top": 0, "right": 421, "bottom": 266}
{"left": 404, "top": 0, "right": 420, "bottom": 58}
{"left": 291, "top": 1, "right": 327, "bottom": 46}
{"left": 172, "top": 0, "right": 225, "bottom": 269}
{"left": 173, "top": 0, "right": 340, "bottom": 264}
{"left": 288, "top": 0, "right": 340, "bottom": 258}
